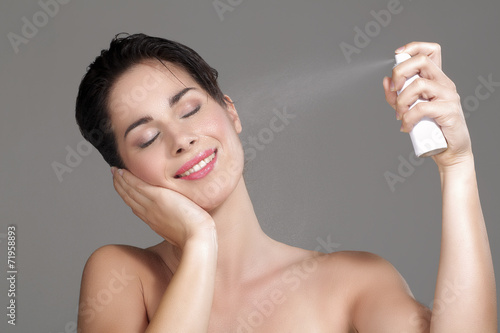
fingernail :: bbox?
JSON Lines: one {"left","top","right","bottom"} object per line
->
{"left": 111, "top": 167, "right": 116, "bottom": 175}
{"left": 395, "top": 46, "right": 405, "bottom": 53}
{"left": 396, "top": 112, "right": 401, "bottom": 121}
{"left": 117, "top": 169, "right": 124, "bottom": 176}
{"left": 400, "top": 124, "right": 405, "bottom": 132}
{"left": 390, "top": 80, "right": 395, "bottom": 91}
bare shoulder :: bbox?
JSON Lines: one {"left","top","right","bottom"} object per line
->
{"left": 82, "top": 243, "right": 169, "bottom": 274}
{"left": 324, "top": 250, "right": 407, "bottom": 278}
{"left": 78, "top": 244, "right": 170, "bottom": 332}
{"left": 271, "top": 246, "right": 401, "bottom": 280}
{"left": 317, "top": 250, "right": 414, "bottom": 302}
{"left": 80, "top": 244, "right": 170, "bottom": 291}
{"left": 319, "top": 251, "right": 431, "bottom": 333}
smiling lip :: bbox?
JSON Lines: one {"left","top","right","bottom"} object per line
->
{"left": 174, "top": 148, "right": 217, "bottom": 180}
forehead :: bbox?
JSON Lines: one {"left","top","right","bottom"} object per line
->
{"left": 108, "top": 61, "right": 200, "bottom": 124}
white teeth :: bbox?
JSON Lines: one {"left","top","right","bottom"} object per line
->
{"left": 178, "top": 151, "right": 216, "bottom": 178}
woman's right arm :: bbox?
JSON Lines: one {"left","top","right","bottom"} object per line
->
{"left": 77, "top": 168, "right": 218, "bottom": 332}
{"left": 146, "top": 228, "right": 218, "bottom": 332}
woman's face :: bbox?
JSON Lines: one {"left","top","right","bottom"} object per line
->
{"left": 108, "top": 60, "right": 244, "bottom": 211}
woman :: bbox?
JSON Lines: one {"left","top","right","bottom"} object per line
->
{"left": 75, "top": 33, "right": 496, "bottom": 332}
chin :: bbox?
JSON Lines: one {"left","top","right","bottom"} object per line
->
{"left": 183, "top": 187, "right": 229, "bottom": 213}
{"left": 184, "top": 162, "right": 243, "bottom": 213}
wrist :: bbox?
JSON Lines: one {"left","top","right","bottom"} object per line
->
{"left": 438, "top": 153, "right": 475, "bottom": 177}
{"left": 439, "top": 155, "right": 477, "bottom": 190}
{"left": 183, "top": 222, "right": 218, "bottom": 252}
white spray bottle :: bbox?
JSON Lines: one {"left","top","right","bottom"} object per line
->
{"left": 394, "top": 53, "right": 447, "bottom": 157}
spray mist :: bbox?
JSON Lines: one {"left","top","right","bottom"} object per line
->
{"left": 394, "top": 53, "right": 447, "bottom": 157}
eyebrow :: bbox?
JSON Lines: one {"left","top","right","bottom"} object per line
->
{"left": 123, "top": 87, "right": 195, "bottom": 139}
{"left": 169, "top": 87, "right": 195, "bottom": 108}
{"left": 123, "top": 116, "right": 153, "bottom": 139}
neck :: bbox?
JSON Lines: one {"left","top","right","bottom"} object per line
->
{"left": 207, "top": 176, "right": 278, "bottom": 287}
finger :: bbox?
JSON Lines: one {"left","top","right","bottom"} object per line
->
{"left": 400, "top": 99, "right": 463, "bottom": 133}
{"left": 131, "top": 209, "right": 149, "bottom": 225}
{"left": 113, "top": 175, "right": 147, "bottom": 217}
{"left": 119, "top": 168, "right": 162, "bottom": 202}
{"left": 392, "top": 54, "right": 455, "bottom": 94}
{"left": 112, "top": 170, "right": 132, "bottom": 203}
{"left": 116, "top": 169, "right": 156, "bottom": 206}
{"left": 395, "top": 78, "right": 458, "bottom": 117}
{"left": 396, "top": 42, "right": 442, "bottom": 68}
{"left": 112, "top": 171, "right": 149, "bottom": 216}
{"left": 383, "top": 76, "right": 397, "bottom": 110}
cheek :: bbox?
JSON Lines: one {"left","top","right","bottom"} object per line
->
{"left": 207, "top": 114, "right": 243, "bottom": 167}
{"left": 125, "top": 150, "right": 166, "bottom": 186}
{"left": 201, "top": 113, "right": 226, "bottom": 136}
{"left": 212, "top": 113, "right": 245, "bottom": 180}
{"left": 203, "top": 110, "right": 238, "bottom": 142}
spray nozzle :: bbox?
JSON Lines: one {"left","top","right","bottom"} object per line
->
{"left": 395, "top": 53, "right": 412, "bottom": 64}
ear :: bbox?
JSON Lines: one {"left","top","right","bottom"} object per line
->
{"left": 224, "top": 95, "right": 242, "bottom": 134}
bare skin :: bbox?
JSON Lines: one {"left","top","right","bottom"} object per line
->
{"left": 77, "top": 42, "right": 496, "bottom": 332}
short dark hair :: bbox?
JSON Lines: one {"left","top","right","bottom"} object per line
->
{"left": 75, "top": 33, "right": 227, "bottom": 168}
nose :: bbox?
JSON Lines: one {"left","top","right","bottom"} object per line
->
{"left": 169, "top": 128, "right": 197, "bottom": 156}
{"left": 174, "top": 138, "right": 196, "bottom": 155}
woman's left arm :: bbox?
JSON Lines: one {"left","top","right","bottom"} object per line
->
{"left": 383, "top": 42, "right": 497, "bottom": 332}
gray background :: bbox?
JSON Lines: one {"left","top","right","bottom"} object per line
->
{"left": 1, "top": 0, "right": 499, "bottom": 331}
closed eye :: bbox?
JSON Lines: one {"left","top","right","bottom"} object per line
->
{"left": 138, "top": 105, "right": 200, "bottom": 148}
{"left": 139, "top": 132, "right": 160, "bottom": 149}
{"left": 182, "top": 105, "right": 201, "bottom": 119}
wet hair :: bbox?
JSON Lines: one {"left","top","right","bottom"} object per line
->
{"left": 75, "top": 33, "right": 227, "bottom": 168}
